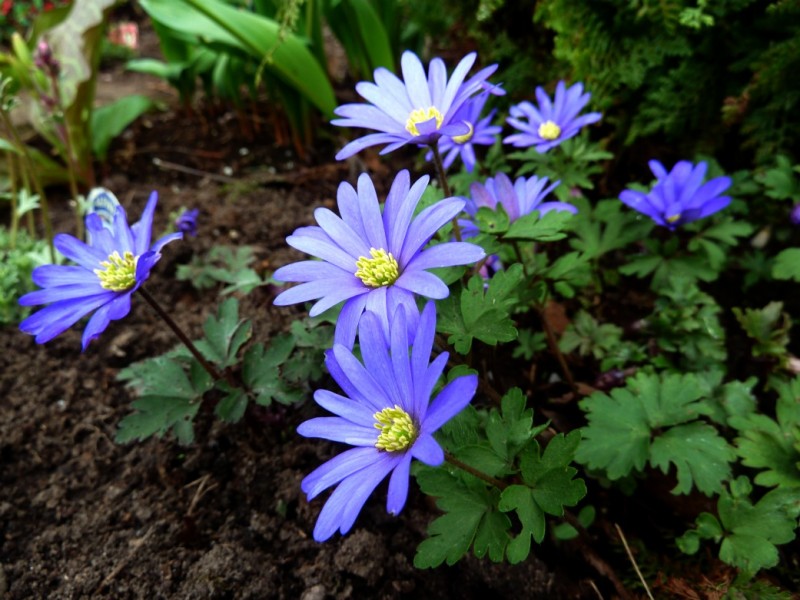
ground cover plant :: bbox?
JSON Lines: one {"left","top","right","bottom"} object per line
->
{"left": 2, "top": 1, "right": 800, "bottom": 597}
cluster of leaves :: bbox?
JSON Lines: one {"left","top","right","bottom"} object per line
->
{"left": 116, "top": 298, "right": 332, "bottom": 444}
{"left": 176, "top": 244, "right": 269, "bottom": 296}
{"left": 0, "top": 0, "right": 72, "bottom": 39}
{"left": 135, "top": 0, "right": 397, "bottom": 148}
{"left": 414, "top": 389, "right": 585, "bottom": 567}
{"left": 0, "top": 1, "right": 154, "bottom": 189}
{"left": 423, "top": 149, "right": 800, "bottom": 587}
{"left": 534, "top": 0, "right": 800, "bottom": 163}
{"left": 0, "top": 226, "right": 52, "bottom": 324}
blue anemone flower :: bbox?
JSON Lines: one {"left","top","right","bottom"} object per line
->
{"left": 425, "top": 90, "right": 503, "bottom": 173}
{"left": 460, "top": 172, "right": 576, "bottom": 238}
{"left": 619, "top": 160, "right": 732, "bottom": 229}
{"left": 19, "top": 191, "right": 182, "bottom": 349}
{"left": 332, "top": 50, "right": 502, "bottom": 160}
{"left": 273, "top": 170, "right": 485, "bottom": 347}
{"left": 504, "top": 81, "right": 601, "bottom": 153}
{"left": 298, "top": 302, "right": 478, "bottom": 542}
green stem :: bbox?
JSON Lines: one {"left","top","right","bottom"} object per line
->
{"left": 48, "top": 72, "right": 84, "bottom": 239}
{"left": 429, "top": 143, "right": 462, "bottom": 242}
{"left": 5, "top": 151, "right": 18, "bottom": 248}
{"left": 511, "top": 240, "right": 531, "bottom": 279}
{"left": 445, "top": 452, "right": 507, "bottom": 490}
{"left": 1, "top": 109, "right": 55, "bottom": 260}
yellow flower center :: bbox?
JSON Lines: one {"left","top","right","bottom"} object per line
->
{"left": 94, "top": 250, "right": 138, "bottom": 291}
{"left": 666, "top": 213, "right": 681, "bottom": 223}
{"left": 355, "top": 248, "right": 400, "bottom": 288}
{"left": 405, "top": 106, "right": 444, "bottom": 136}
{"left": 374, "top": 405, "right": 417, "bottom": 452}
{"left": 452, "top": 122, "right": 475, "bottom": 145}
{"left": 538, "top": 120, "right": 561, "bottom": 141}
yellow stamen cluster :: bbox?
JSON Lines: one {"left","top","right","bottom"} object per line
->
{"left": 666, "top": 214, "right": 681, "bottom": 223}
{"left": 94, "top": 250, "right": 138, "bottom": 291}
{"left": 405, "top": 106, "right": 444, "bottom": 136}
{"left": 452, "top": 122, "right": 475, "bottom": 145}
{"left": 538, "top": 120, "right": 562, "bottom": 141}
{"left": 355, "top": 248, "right": 400, "bottom": 288}
{"left": 374, "top": 405, "right": 417, "bottom": 452}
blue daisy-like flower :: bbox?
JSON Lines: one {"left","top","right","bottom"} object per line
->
{"left": 504, "top": 81, "right": 601, "bottom": 153}
{"left": 619, "top": 160, "right": 732, "bottom": 230}
{"left": 19, "top": 191, "right": 182, "bottom": 349}
{"left": 425, "top": 90, "right": 503, "bottom": 173}
{"left": 332, "top": 50, "right": 501, "bottom": 160}
{"left": 460, "top": 172, "right": 576, "bottom": 238}
{"left": 273, "top": 170, "right": 485, "bottom": 347}
{"left": 298, "top": 302, "right": 478, "bottom": 542}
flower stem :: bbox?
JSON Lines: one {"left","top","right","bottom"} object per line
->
{"left": 538, "top": 304, "right": 577, "bottom": 393}
{"left": 429, "top": 143, "right": 462, "bottom": 242}
{"left": 137, "top": 285, "right": 227, "bottom": 384}
{"left": 445, "top": 451, "right": 507, "bottom": 490}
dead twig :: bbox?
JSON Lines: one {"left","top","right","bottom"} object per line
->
{"left": 615, "top": 523, "right": 654, "bottom": 600}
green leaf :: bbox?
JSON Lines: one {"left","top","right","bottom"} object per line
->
{"left": 733, "top": 302, "right": 791, "bottom": 363}
{"left": 498, "top": 485, "right": 545, "bottom": 561}
{"left": 577, "top": 372, "right": 728, "bottom": 492}
{"left": 324, "top": 0, "right": 394, "bottom": 77}
{"left": 437, "top": 265, "right": 523, "bottom": 354}
{"left": 485, "top": 388, "right": 546, "bottom": 462}
{"left": 576, "top": 384, "right": 651, "bottom": 479}
{"left": 504, "top": 209, "right": 574, "bottom": 241}
{"left": 718, "top": 485, "right": 798, "bottom": 577}
{"left": 569, "top": 198, "right": 654, "bottom": 259}
{"left": 195, "top": 298, "right": 252, "bottom": 368}
{"left": 475, "top": 205, "right": 510, "bottom": 235}
{"left": 116, "top": 357, "right": 213, "bottom": 444}
{"left": 758, "top": 155, "right": 800, "bottom": 201}
{"left": 700, "top": 220, "right": 753, "bottom": 246}
{"left": 772, "top": 249, "right": 800, "bottom": 282}
{"left": 140, "top": 0, "right": 336, "bottom": 115}
{"left": 519, "top": 431, "right": 586, "bottom": 515}
{"left": 731, "top": 377, "right": 800, "bottom": 488}
{"left": 454, "top": 445, "right": 510, "bottom": 478}
{"left": 215, "top": 387, "right": 248, "bottom": 423}
{"left": 45, "top": 0, "right": 119, "bottom": 107}
{"left": 499, "top": 432, "right": 586, "bottom": 562}
{"left": 91, "top": 95, "right": 154, "bottom": 160}
{"left": 681, "top": 478, "right": 799, "bottom": 578}
{"left": 242, "top": 335, "right": 303, "bottom": 406}
{"left": 414, "top": 466, "right": 509, "bottom": 567}
{"left": 649, "top": 421, "right": 735, "bottom": 495}
{"left": 0, "top": 138, "right": 21, "bottom": 154}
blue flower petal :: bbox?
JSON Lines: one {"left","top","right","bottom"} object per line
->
{"left": 399, "top": 197, "right": 465, "bottom": 265}
{"left": 312, "top": 389, "right": 375, "bottom": 426}
{"left": 31, "top": 264, "right": 95, "bottom": 288}
{"left": 81, "top": 291, "right": 132, "bottom": 350}
{"left": 386, "top": 453, "right": 412, "bottom": 515}
{"left": 19, "top": 292, "right": 115, "bottom": 344}
{"left": 312, "top": 453, "right": 399, "bottom": 541}
{"left": 297, "top": 417, "right": 377, "bottom": 446}
{"left": 301, "top": 446, "right": 381, "bottom": 500}
{"left": 395, "top": 269, "right": 449, "bottom": 299}
{"left": 410, "top": 433, "right": 445, "bottom": 466}
{"left": 424, "top": 374, "right": 478, "bottom": 433}
{"left": 54, "top": 233, "right": 107, "bottom": 269}
{"left": 333, "top": 294, "right": 369, "bottom": 348}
